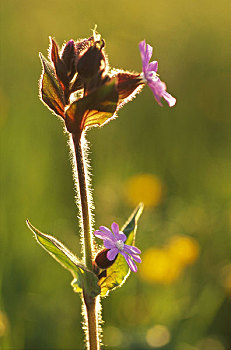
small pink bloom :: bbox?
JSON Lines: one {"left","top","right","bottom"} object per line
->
{"left": 94, "top": 222, "right": 141, "bottom": 272}
{"left": 139, "top": 40, "right": 176, "bottom": 107}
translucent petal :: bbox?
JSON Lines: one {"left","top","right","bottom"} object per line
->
{"left": 139, "top": 40, "right": 146, "bottom": 67}
{"left": 111, "top": 222, "right": 120, "bottom": 239}
{"left": 139, "top": 40, "right": 153, "bottom": 70}
{"left": 107, "top": 248, "right": 119, "bottom": 261}
{"left": 121, "top": 251, "right": 137, "bottom": 272}
{"left": 99, "top": 226, "right": 116, "bottom": 241}
{"left": 104, "top": 239, "right": 116, "bottom": 249}
{"left": 149, "top": 81, "right": 165, "bottom": 106}
{"left": 118, "top": 231, "right": 127, "bottom": 242}
{"left": 162, "top": 91, "right": 176, "bottom": 107}
{"left": 148, "top": 60, "right": 158, "bottom": 72}
{"left": 94, "top": 230, "right": 113, "bottom": 240}
{"left": 145, "top": 43, "right": 153, "bottom": 64}
{"left": 124, "top": 245, "right": 141, "bottom": 255}
{"left": 130, "top": 254, "right": 142, "bottom": 263}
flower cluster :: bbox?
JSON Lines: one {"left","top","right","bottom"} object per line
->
{"left": 39, "top": 31, "right": 176, "bottom": 141}
{"left": 94, "top": 222, "right": 141, "bottom": 272}
{"left": 39, "top": 31, "right": 143, "bottom": 139}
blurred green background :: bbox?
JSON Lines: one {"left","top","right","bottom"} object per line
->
{"left": 1, "top": 0, "right": 231, "bottom": 349}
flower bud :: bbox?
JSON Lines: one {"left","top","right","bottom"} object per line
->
{"left": 94, "top": 248, "right": 118, "bottom": 270}
{"left": 61, "top": 40, "right": 76, "bottom": 80}
{"left": 77, "top": 41, "right": 106, "bottom": 80}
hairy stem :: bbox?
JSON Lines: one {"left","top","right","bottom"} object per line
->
{"left": 84, "top": 296, "right": 99, "bottom": 350}
{"left": 72, "top": 134, "right": 93, "bottom": 269}
{"left": 72, "top": 133, "right": 99, "bottom": 350}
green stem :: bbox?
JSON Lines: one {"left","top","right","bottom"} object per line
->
{"left": 72, "top": 134, "right": 93, "bottom": 270}
{"left": 72, "top": 133, "right": 99, "bottom": 350}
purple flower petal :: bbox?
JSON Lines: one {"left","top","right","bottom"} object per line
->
{"left": 139, "top": 40, "right": 176, "bottom": 107}
{"left": 107, "top": 248, "right": 119, "bottom": 261}
{"left": 104, "top": 239, "right": 116, "bottom": 249}
{"left": 95, "top": 222, "right": 141, "bottom": 272}
{"left": 118, "top": 231, "right": 127, "bottom": 242}
{"left": 111, "top": 222, "right": 119, "bottom": 234}
{"left": 162, "top": 91, "right": 176, "bottom": 107}
{"left": 123, "top": 246, "right": 142, "bottom": 263}
{"left": 111, "top": 222, "right": 121, "bottom": 240}
{"left": 149, "top": 81, "right": 176, "bottom": 107}
{"left": 139, "top": 40, "right": 153, "bottom": 71}
{"left": 148, "top": 60, "right": 158, "bottom": 73}
{"left": 121, "top": 251, "right": 138, "bottom": 272}
{"left": 130, "top": 254, "right": 142, "bottom": 263}
{"left": 123, "top": 245, "right": 141, "bottom": 255}
{"left": 149, "top": 80, "right": 166, "bottom": 106}
{"left": 145, "top": 44, "right": 153, "bottom": 66}
{"left": 94, "top": 230, "right": 113, "bottom": 240}
{"left": 138, "top": 40, "right": 145, "bottom": 53}
{"left": 99, "top": 226, "right": 116, "bottom": 241}
{"left": 139, "top": 40, "right": 147, "bottom": 68}
{"left": 99, "top": 226, "right": 113, "bottom": 234}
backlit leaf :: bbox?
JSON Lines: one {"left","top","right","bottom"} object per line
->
{"left": 50, "top": 38, "right": 69, "bottom": 90}
{"left": 39, "top": 53, "right": 65, "bottom": 118}
{"left": 27, "top": 220, "right": 100, "bottom": 297}
{"left": 65, "top": 79, "right": 118, "bottom": 135}
{"left": 99, "top": 203, "right": 144, "bottom": 297}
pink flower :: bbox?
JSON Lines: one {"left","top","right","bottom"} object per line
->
{"left": 94, "top": 222, "right": 141, "bottom": 272}
{"left": 139, "top": 40, "right": 176, "bottom": 107}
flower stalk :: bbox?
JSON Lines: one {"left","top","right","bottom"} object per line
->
{"left": 35, "top": 30, "right": 176, "bottom": 350}
{"left": 84, "top": 296, "right": 99, "bottom": 350}
{"left": 72, "top": 133, "right": 93, "bottom": 270}
{"left": 72, "top": 133, "right": 99, "bottom": 350}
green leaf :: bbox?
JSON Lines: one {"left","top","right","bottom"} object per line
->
{"left": 99, "top": 203, "right": 144, "bottom": 297}
{"left": 27, "top": 220, "right": 100, "bottom": 297}
{"left": 65, "top": 79, "right": 118, "bottom": 135}
{"left": 39, "top": 53, "right": 66, "bottom": 118}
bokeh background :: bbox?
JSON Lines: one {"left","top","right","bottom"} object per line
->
{"left": 1, "top": 0, "right": 231, "bottom": 349}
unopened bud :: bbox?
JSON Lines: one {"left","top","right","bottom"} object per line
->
{"left": 77, "top": 41, "right": 106, "bottom": 80}
{"left": 61, "top": 40, "right": 76, "bottom": 79}
{"left": 94, "top": 248, "right": 118, "bottom": 270}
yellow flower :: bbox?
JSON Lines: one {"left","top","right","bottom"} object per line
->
{"left": 140, "top": 248, "right": 183, "bottom": 284}
{"left": 167, "top": 235, "right": 200, "bottom": 266}
{"left": 125, "top": 174, "right": 164, "bottom": 208}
